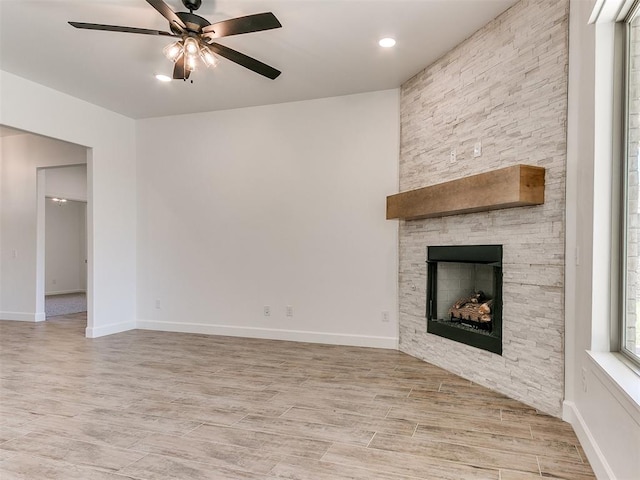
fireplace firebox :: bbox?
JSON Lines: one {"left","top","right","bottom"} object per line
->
{"left": 426, "top": 245, "right": 502, "bottom": 355}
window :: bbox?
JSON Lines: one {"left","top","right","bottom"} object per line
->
{"left": 622, "top": 3, "right": 640, "bottom": 366}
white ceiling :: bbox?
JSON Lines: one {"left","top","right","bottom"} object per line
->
{"left": 0, "top": 0, "right": 518, "bottom": 119}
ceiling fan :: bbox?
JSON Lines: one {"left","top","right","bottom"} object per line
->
{"left": 69, "top": 0, "right": 282, "bottom": 81}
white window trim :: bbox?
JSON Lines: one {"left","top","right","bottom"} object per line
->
{"left": 588, "top": 351, "right": 640, "bottom": 423}
{"left": 589, "top": 0, "right": 640, "bottom": 410}
{"left": 590, "top": 0, "right": 636, "bottom": 23}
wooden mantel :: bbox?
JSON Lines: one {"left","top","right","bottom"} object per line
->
{"left": 386, "top": 164, "right": 545, "bottom": 220}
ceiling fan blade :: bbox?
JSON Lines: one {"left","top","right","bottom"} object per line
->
{"left": 146, "top": 0, "right": 187, "bottom": 32}
{"left": 202, "top": 12, "right": 281, "bottom": 39}
{"left": 207, "top": 42, "right": 281, "bottom": 79}
{"left": 69, "top": 22, "right": 178, "bottom": 37}
{"left": 172, "top": 57, "right": 191, "bottom": 80}
{"left": 173, "top": 57, "right": 185, "bottom": 79}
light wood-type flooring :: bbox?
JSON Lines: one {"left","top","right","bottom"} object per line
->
{"left": 0, "top": 314, "right": 595, "bottom": 480}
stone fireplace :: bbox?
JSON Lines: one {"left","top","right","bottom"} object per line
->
{"left": 395, "top": 0, "right": 569, "bottom": 417}
{"left": 426, "top": 245, "right": 502, "bottom": 355}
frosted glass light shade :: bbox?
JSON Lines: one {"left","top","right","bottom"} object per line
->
{"left": 163, "top": 41, "right": 183, "bottom": 62}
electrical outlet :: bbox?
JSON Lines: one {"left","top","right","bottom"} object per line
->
{"left": 473, "top": 141, "right": 482, "bottom": 158}
{"left": 155, "top": 299, "right": 161, "bottom": 309}
{"left": 11, "top": 249, "right": 17, "bottom": 259}
{"left": 581, "top": 367, "right": 588, "bottom": 393}
{"left": 449, "top": 148, "right": 457, "bottom": 163}
{"left": 286, "top": 305, "right": 293, "bottom": 317}
{"left": 264, "top": 305, "right": 271, "bottom": 316}
{"left": 382, "top": 311, "right": 390, "bottom": 323}
{"left": 52, "top": 279, "right": 57, "bottom": 285}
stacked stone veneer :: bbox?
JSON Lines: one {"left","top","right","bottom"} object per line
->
{"left": 398, "top": 0, "right": 569, "bottom": 417}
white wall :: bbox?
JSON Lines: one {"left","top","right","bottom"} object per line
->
{"left": 564, "top": 1, "right": 640, "bottom": 479}
{"left": 45, "top": 164, "right": 87, "bottom": 201}
{"left": 0, "top": 133, "right": 86, "bottom": 321}
{"left": 45, "top": 199, "right": 86, "bottom": 295}
{"left": 136, "top": 90, "right": 400, "bottom": 348}
{"left": 0, "top": 70, "right": 137, "bottom": 337}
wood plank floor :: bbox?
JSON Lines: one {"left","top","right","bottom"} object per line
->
{"left": 0, "top": 314, "right": 595, "bottom": 480}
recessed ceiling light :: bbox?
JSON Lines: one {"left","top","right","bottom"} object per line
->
{"left": 155, "top": 74, "right": 172, "bottom": 82}
{"left": 379, "top": 37, "right": 396, "bottom": 48}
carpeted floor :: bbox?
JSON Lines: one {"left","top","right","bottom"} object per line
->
{"left": 45, "top": 292, "right": 87, "bottom": 317}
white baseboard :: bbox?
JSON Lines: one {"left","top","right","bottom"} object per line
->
{"left": 45, "top": 289, "right": 86, "bottom": 296}
{"left": 0, "top": 311, "right": 46, "bottom": 322}
{"left": 136, "top": 319, "right": 398, "bottom": 349}
{"left": 86, "top": 320, "right": 136, "bottom": 338}
{"left": 563, "top": 400, "right": 615, "bottom": 480}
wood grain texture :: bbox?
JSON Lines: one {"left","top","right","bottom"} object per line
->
{"left": 0, "top": 313, "right": 593, "bottom": 480}
{"left": 386, "top": 164, "right": 545, "bottom": 220}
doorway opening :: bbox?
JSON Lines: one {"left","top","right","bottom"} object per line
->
{"left": 40, "top": 165, "right": 88, "bottom": 321}
{"left": 0, "top": 125, "right": 95, "bottom": 336}
{"left": 44, "top": 195, "right": 88, "bottom": 317}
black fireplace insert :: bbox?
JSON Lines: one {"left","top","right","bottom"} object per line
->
{"left": 426, "top": 245, "right": 503, "bottom": 355}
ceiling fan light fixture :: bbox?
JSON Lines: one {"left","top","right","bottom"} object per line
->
{"left": 186, "top": 55, "right": 198, "bottom": 71}
{"left": 200, "top": 46, "right": 218, "bottom": 68}
{"left": 163, "top": 41, "right": 183, "bottom": 62}
{"left": 184, "top": 37, "right": 199, "bottom": 56}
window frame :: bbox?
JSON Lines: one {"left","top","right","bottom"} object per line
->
{"left": 620, "top": 1, "right": 640, "bottom": 367}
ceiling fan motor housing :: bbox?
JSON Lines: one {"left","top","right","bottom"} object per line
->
{"left": 172, "top": 12, "right": 210, "bottom": 33}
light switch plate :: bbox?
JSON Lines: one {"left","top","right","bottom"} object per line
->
{"left": 473, "top": 141, "right": 482, "bottom": 157}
